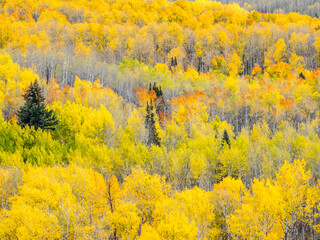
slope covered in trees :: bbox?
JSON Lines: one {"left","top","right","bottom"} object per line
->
{"left": 212, "top": 0, "right": 320, "bottom": 17}
{"left": 1, "top": 0, "right": 320, "bottom": 239}
{"left": 1, "top": 0, "right": 320, "bottom": 81}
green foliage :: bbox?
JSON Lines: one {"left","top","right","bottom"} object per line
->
{"left": 145, "top": 101, "right": 161, "bottom": 147}
{"left": 17, "top": 80, "right": 58, "bottom": 131}
{"left": 222, "top": 129, "right": 231, "bottom": 148}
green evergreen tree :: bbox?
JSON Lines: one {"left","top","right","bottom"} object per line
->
{"left": 170, "top": 57, "right": 174, "bottom": 71}
{"left": 16, "top": 80, "right": 58, "bottom": 130}
{"left": 145, "top": 101, "right": 151, "bottom": 127}
{"left": 222, "top": 129, "right": 231, "bottom": 148}
{"left": 170, "top": 57, "right": 177, "bottom": 72}
{"left": 174, "top": 57, "right": 177, "bottom": 67}
{"left": 151, "top": 82, "right": 165, "bottom": 125}
{"left": 145, "top": 100, "right": 161, "bottom": 147}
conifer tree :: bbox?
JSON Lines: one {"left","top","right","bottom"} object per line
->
{"left": 16, "top": 80, "right": 58, "bottom": 130}
{"left": 222, "top": 129, "right": 231, "bottom": 148}
{"left": 151, "top": 83, "right": 164, "bottom": 118}
{"left": 170, "top": 57, "right": 178, "bottom": 71}
{"left": 170, "top": 57, "right": 174, "bottom": 70}
{"left": 145, "top": 100, "right": 161, "bottom": 147}
{"left": 299, "top": 72, "right": 306, "bottom": 80}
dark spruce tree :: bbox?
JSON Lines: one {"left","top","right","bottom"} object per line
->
{"left": 299, "top": 72, "right": 306, "bottom": 80}
{"left": 151, "top": 82, "right": 165, "bottom": 125}
{"left": 169, "top": 57, "right": 178, "bottom": 71}
{"left": 222, "top": 129, "right": 231, "bottom": 148}
{"left": 16, "top": 80, "right": 58, "bottom": 130}
{"left": 145, "top": 100, "right": 161, "bottom": 147}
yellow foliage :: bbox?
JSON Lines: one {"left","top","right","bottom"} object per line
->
{"left": 226, "top": 52, "right": 242, "bottom": 77}
{"left": 273, "top": 39, "right": 286, "bottom": 63}
{"left": 252, "top": 63, "right": 262, "bottom": 76}
{"left": 228, "top": 179, "right": 284, "bottom": 239}
{"left": 0, "top": 165, "right": 110, "bottom": 239}
{"left": 276, "top": 159, "right": 318, "bottom": 228}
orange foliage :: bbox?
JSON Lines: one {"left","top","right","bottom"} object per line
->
{"left": 280, "top": 98, "right": 294, "bottom": 110}
{"left": 134, "top": 86, "right": 157, "bottom": 106}
{"left": 266, "top": 62, "right": 293, "bottom": 79}
{"left": 169, "top": 91, "right": 206, "bottom": 124}
{"left": 252, "top": 64, "right": 262, "bottom": 76}
{"left": 46, "top": 78, "right": 62, "bottom": 104}
{"left": 170, "top": 91, "right": 205, "bottom": 106}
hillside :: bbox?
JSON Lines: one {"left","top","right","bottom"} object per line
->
{"left": 1, "top": 0, "right": 320, "bottom": 239}
{"left": 213, "top": 0, "right": 320, "bottom": 17}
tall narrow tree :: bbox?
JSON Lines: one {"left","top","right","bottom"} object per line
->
{"left": 149, "top": 82, "right": 166, "bottom": 126}
{"left": 222, "top": 129, "right": 231, "bottom": 148}
{"left": 16, "top": 80, "right": 58, "bottom": 130}
{"left": 145, "top": 100, "right": 161, "bottom": 147}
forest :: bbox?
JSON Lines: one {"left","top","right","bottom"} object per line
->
{"left": 213, "top": 0, "right": 320, "bottom": 17}
{"left": 1, "top": 0, "right": 320, "bottom": 239}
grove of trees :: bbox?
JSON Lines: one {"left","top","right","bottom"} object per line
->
{"left": 1, "top": 0, "right": 320, "bottom": 239}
